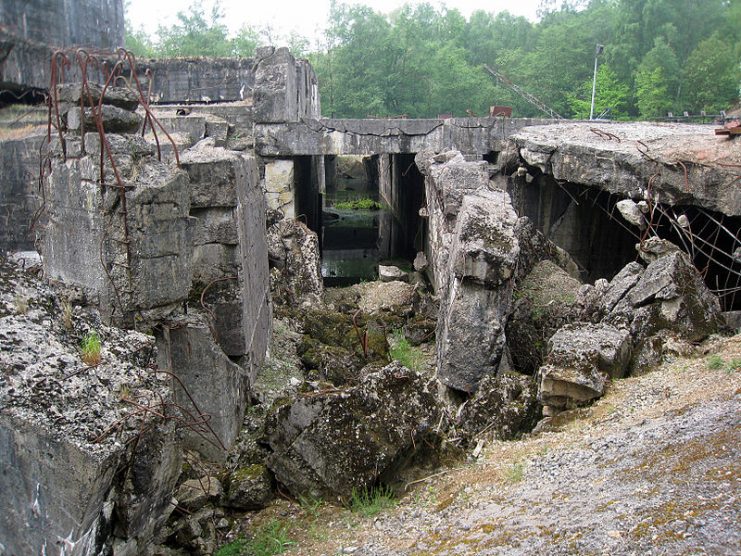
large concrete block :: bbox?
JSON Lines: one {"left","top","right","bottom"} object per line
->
{"left": 0, "top": 258, "right": 181, "bottom": 555}
{"left": 191, "top": 207, "right": 238, "bottom": 246}
{"left": 43, "top": 156, "right": 193, "bottom": 325}
{"left": 180, "top": 144, "right": 244, "bottom": 208}
{"left": 253, "top": 47, "right": 298, "bottom": 123}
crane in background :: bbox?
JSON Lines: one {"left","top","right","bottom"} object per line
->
{"left": 483, "top": 64, "right": 564, "bottom": 120}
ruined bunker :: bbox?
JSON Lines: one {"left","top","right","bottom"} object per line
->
{"left": 1, "top": 2, "right": 740, "bottom": 554}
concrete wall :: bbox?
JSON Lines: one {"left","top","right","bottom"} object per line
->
{"left": 0, "top": 132, "right": 45, "bottom": 252}
{"left": 138, "top": 58, "right": 255, "bottom": 104}
{"left": 0, "top": 0, "right": 124, "bottom": 91}
{"left": 0, "top": 0, "right": 124, "bottom": 48}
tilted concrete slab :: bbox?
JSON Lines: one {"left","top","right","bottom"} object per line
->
{"left": 508, "top": 121, "right": 741, "bottom": 217}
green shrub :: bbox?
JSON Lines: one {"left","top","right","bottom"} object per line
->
{"left": 707, "top": 354, "right": 724, "bottom": 370}
{"left": 349, "top": 485, "right": 396, "bottom": 517}
{"left": 506, "top": 462, "right": 525, "bottom": 483}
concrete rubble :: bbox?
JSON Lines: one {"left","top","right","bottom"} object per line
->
{"left": 264, "top": 362, "right": 441, "bottom": 499}
{"left": 267, "top": 218, "right": 323, "bottom": 306}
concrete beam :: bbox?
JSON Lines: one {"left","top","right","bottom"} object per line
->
{"left": 255, "top": 117, "right": 557, "bottom": 157}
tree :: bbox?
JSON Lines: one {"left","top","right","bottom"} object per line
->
{"left": 635, "top": 66, "right": 671, "bottom": 118}
{"left": 232, "top": 26, "right": 260, "bottom": 57}
{"left": 568, "top": 64, "right": 630, "bottom": 119}
{"left": 125, "top": 26, "right": 154, "bottom": 58}
{"left": 156, "top": 2, "right": 232, "bottom": 57}
{"left": 682, "top": 34, "right": 739, "bottom": 113}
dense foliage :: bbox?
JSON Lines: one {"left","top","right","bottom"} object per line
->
{"left": 126, "top": 0, "right": 741, "bottom": 119}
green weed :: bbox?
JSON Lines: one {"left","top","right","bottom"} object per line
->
{"left": 215, "top": 537, "right": 248, "bottom": 556}
{"left": 505, "top": 462, "right": 525, "bottom": 484}
{"left": 81, "top": 332, "right": 102, "bottom": 366}
{"left": 247, "top": 519, "right": 294, "bottom": 556}
{"left": 349, "top": 485, "right": 396, "bottom": 517}
{"left": 707, "top": 354, "right": 724, "bottom": 370}
{"left": 389, "top": 330, "right": 424, "bottom": 371}
{"left": 298, "top": 494, "right": 323, "bottom": 518}
{"left": 334, "top": 198, "right": 381, "bottom": 210}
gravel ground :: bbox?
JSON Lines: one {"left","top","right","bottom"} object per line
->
{"left": 265, "top": 333, "right": 740, "bottom": 556}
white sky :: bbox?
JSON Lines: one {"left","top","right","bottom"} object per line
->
{"left": 126, "top": 0, "right": 541, "bottom": 47}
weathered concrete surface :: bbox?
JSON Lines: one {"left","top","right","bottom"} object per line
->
{"left": 267, "top": 218, "right": 323, "bottom": 306}
{"left": 42, "top": 145, "right": 193, "bottom": 325}
{"left": 256, "top": 117, "right": 556, "bottom": 157}
{"left": 415, "top": 150, "right": 492, "bottom": 295}
{"left": 457, "top": 371, "right": 539, "bottom": 441}
{"left": 0, "top": 131, "right": 46, "bottom": 251}
{"left": 235, "top": 152, "right": 272, "bottom": 369}
{"left": 264, "top": 159, "right": 295, "bottom": 218}
{"left": 179, "top": 143, "right": 271, "bottom": 362}
{"left": 0, "top": 258, "right": 180, "bottom": 556}
{"left": 436, "top": 190, "right": 521, "bottom": 392}
{"left": 508, "top": 122, "right": 741, "bottom": 217}
{"left": 0, "top": 0, "right": 124, "bottom": 91}
{"left": 264, "top": 363, "right": 441, "bottom": 499}
{"left": 137, "top": 58, "right": 255, "bottom": 104}
{"left": 0, "top": 0, "right": 124, "bottom": 49}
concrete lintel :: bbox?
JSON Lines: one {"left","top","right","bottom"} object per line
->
{"left": 255, "top": 117, "right": 560, "bottom": 157}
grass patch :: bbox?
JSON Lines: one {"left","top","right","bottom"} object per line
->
{"left": 247, "top": 519, "right": 294, "bottom": 556}
{"left": 81, "top": 332, "right": 102, "bottom": 366}
{"left": 505, "top": 462, "right": 525, "bottom": 484}
{"left": 215, "top": 537, "right": 249, "bottom": 556}
{"left": 349, "top": 485, "right": 397, "bottom": 517}
{"left": 707, "top": 354, "right": 724, "bottom": 370}
{"left": 298, "top": 494, "right": 323, "bottom": 518}
{"left": 334, "top": 198, "right": 381, "bottom": 210}
{"left": 389, "top": 330, "right": 424, "bottom": 371}
{"left": 707, "top": 354, "right": 740, "bottom": 373}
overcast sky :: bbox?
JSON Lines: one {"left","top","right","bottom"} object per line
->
{"left": 126, "top": 0, "right": 541, "bottom": 46}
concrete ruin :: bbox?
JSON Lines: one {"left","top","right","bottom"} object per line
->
{"left": 1, "top": 5, "right": 740, "bottom": 551}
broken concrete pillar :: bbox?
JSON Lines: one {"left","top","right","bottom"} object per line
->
{"left": 156, "top": 314, "right": 251, "bottom": 462}
{"left": 180, "top": 143, "right": 271, "bottom": 362}
{"left": 253, "top": 47, "right": 299, "bottom": 123}
{"left": 264, "top": 159, "right": 296, "bottom": 219}
{"left": 436, "top": 189, "right": 521, "bottom": 393}
{"left": 253, "top": 46, "right": 320, "bottom": 124}
{"left": 266, "top": 218, "right": 323, "bottom": 305}
{"left": 415, "top": 149, "right": 492, "bottom": 295}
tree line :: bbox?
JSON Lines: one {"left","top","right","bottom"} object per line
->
{"left": 126, "top": 0, "right": 741, "bottom": 120}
